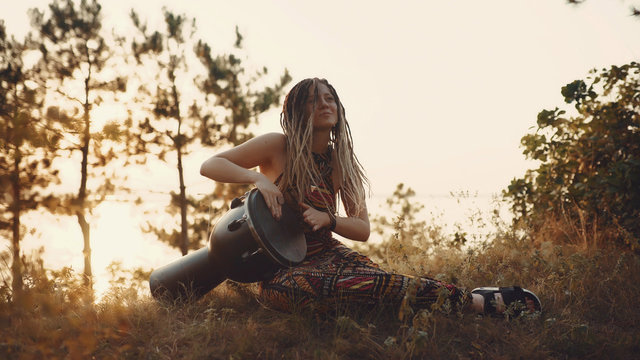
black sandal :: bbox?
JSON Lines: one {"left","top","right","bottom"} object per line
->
{"left": 471, "top": 286, "right": 541, "bottom": 316}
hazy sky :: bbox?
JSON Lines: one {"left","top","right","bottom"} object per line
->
{"left": 3, "top": 0, "right": 639, "bottom": 296}
{"left": 4, "top": 0, "right": 638, "bottom": 197}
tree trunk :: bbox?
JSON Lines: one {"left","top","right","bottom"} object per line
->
{"left": 173, "top": 82, "right": 189, "bottom": 256}
{"left": 77, "top": 211, "right": 92, "bottom": 286}
{"left": 78, "top": 88, "right": 92, "bottom": 289}
{"left": 178, "top": 145, "right": 188, "bottom": 256}
{"left": 11, "top": 152, "right": 23, "bottom": 298}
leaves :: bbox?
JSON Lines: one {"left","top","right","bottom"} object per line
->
{"left": 0, "top": 18, "right": 62, "bottom": 295}
{"left": 23, "top": 0, "right": 132, "bottom": 288}
{"left": 129, "top": 9, "right": 290, "bottom": 254}
{"left": 504, "top": 62, "right": 640, "bottom": 248}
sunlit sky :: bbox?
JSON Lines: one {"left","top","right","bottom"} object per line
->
{"left": 3, "top": 0, "right": 639, "bottom": 296}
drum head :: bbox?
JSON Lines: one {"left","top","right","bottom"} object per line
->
{"left": 245, "top": 189, "right": 306, "bottom": 266}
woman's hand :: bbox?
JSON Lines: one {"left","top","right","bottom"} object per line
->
{"left": 300, "top": 203, "right": 330, "bottom": 231}
{"left": 255, "top": 174, "right": 284, "bottom": 220}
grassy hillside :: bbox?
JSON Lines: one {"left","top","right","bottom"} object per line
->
{"left": 2, "top": 215, "right": 640, "bottom": 359}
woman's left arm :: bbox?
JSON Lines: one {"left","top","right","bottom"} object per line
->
{"left": 299, "top": 203, "right": 370, "bottom": 242}
{"left": 299, "top": 151, "right": 370, "bottom": 241}
{"left": 333, "top": 204, "right": 370, "bottom": 242}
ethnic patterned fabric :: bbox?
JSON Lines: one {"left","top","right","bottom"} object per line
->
{"left": 257, "top": 148, "right": 469, "bottom": 313}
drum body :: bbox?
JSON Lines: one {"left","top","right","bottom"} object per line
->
{"left": 209, "top": 188, "right": 306, "bottom": 283}
{"left": 149, "top": 188, "right": 306, "bottom": 302}
{"left": 149, "top": 247, "right": 225, "bottom": 301}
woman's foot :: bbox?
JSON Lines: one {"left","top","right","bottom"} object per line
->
{"left": 471, "top": 286, "right": 541, "bottom": 316}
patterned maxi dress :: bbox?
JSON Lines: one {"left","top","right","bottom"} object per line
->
{"left": 258, "top": 149, "right": 470, "bottom": 314}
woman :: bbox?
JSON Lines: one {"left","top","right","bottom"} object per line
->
{"left": 200, "top": 77, "right": 540, "bottom": 316}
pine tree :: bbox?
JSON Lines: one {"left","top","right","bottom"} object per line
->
{"left": 0, "top": 21, "right": 61, "bottom": 298}
{"left": 130, "top": 9, "right": 290, "bottom": 255}
{"left": 29, "top": 0, "right": 127, "bottom": 288}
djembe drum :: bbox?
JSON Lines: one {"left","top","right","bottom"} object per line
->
{"left": 149, "top": 188, "right": 306, "bottom": 301}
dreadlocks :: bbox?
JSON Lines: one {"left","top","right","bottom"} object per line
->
{"left": 278, "top": 78, "right": 369, "bottom": 216}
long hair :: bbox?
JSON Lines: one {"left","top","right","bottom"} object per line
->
{"left": 278, "top": 78, "right": 369, "bottom": 216}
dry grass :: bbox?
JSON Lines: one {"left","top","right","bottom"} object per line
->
{"left": 2, "top": 214, "right": 640, "bottom": 359}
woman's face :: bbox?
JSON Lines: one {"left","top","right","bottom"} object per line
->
{"left": 306, "top": 82, "right": 338, "bottom": 131}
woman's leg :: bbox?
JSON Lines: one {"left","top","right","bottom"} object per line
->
{"left": 258, "top": 245, "right": 469, "bottom": 313}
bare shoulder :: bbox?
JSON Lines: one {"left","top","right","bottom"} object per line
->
{"left": 215, "top": 132, "right": 286, "bottom": 171}
{"left": 253, "top": 132, "right": 286, "bottom": 150}
{"left": 249, "top": 133, "right": 287, "bottom": 166}
{"left": 252, "top": 133, "right": 286, "bottom": 180}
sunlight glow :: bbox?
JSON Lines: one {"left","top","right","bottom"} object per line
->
{"left": 5, "top": 0, "right": 639, "bottom": 301}
{"left": 92, "top": 202, "right": 177, "bottom": 299}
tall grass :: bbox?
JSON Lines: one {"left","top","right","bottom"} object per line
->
{"left": 2, "top": 209, "right": 640, "bottom": 359}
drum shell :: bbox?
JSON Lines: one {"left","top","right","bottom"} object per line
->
{"left": 208, "top": 202, "right": 280, "bottom": 282}
{"left": 149, "top": 247, "right": 225, "bottom": 301}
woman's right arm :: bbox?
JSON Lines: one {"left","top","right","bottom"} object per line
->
{"left": 200, "top": 132, "right": 286, "bottom": 219}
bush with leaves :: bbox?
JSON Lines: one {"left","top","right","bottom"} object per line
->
{"left": 504, "top": 62, "right": 640, "bottom": 249}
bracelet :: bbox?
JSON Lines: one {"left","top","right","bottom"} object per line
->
{"left": 327, "top": 212, "right": 337, "bottom": 231}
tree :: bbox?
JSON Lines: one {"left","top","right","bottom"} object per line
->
{"left": 0, "top": 21, "right": 61, "bottom": 297}
{"left": 565, "top": 0, "right": 640, "bottom": 17}
{"left": 29, "top": 0, "right": 127, "bottom": 288}
{"left": 130, "top": 9, "right": 290, "bottom": 255}
{"left": 504, "top": 62, "right": 640, "bottom": 249}
{"left": 191, "top": 33, "right": 291, "bottom": 249}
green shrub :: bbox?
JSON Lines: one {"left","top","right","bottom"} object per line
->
{"left": 504, "top": 62, "right": 640, "bottom": 250}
